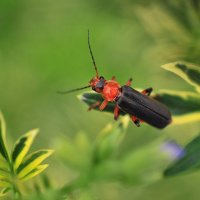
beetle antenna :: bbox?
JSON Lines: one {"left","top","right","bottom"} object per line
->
{"left": 57, "top": 85, "right": 90, "bottom": 94}
{"left": 88, "top": 30, "right": 99, "bottom": 78}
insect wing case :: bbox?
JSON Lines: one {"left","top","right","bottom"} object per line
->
{"left": 117, "top": 86, "right": 171, "bottom": 129}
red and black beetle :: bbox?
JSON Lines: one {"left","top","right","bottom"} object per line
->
{"left": 58, "top": 31, "right": 172, "bottom": 129}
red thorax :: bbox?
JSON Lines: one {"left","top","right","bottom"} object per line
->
{"left": 89, "top": 76, "right": 121, "bottom": 102}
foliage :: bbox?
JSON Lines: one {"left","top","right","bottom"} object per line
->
{"left": 54, "top": 116, "right": 199, "bottom": 199}
{"left": 56, "top": 116, "right": 184, "bottom": 194}
{"left": 134, "top": 0, "right": 200, "bottom": 63}
{"left": 0, "top": 113, "right": 53, "bottom": 199}
{"left": 164, "top": 135, "right": 200, "bottom": 177}
{"left": 158, "top": 61, "right": 200, "bottom": 124}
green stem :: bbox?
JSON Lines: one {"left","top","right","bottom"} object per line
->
{"left": 8, "top": 160, "right": 21, "bottom": 199}
{"left": 13, "top": 183, "right": 21, "bottom": 200}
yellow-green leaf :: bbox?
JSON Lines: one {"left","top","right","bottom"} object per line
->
{"left": 162, "top": 62, "right": 200, "bottom": 93}
{"left": 12, "top": 129, "right": 39, "bottom": 171}
{"left": 154, "top": 90, "right": 200, "bottom": 124}
{"left": 173, "top": 113, "right": 200, "bottom": 125}
{"left": 20, "top": 164, "right": 49, "bottom": 181}
{"left": 0, "top": 112, "right": 9, "bottom": 161}
{"left": 0, "top": 179, "right": 10, "bottom": 187}
{"left": 0, "top": 170, "right": 9, "bottom": 180}
{"left": 0, "top": 187, "right": 10, "bottom": 197}
{"left": 17, "top": 149, "right": 53, "bottom": 179}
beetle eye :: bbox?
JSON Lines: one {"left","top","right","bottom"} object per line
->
{"left": 99, "top": 76, "right": 104, "bottom": 79}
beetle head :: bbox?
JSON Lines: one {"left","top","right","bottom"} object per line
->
{"left": 89, "top": 76, "right": 105, "bottom": 93}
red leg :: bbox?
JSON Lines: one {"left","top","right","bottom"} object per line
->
{"left": 88, "top": 101, "right": 101, "bottom": 111}
{"left": 114, "top": 105, "right": 119, "bottom": 120}
{"left": 141, "top": 87, "right": 153, "bottom": 96}
{"left": 131, "top": 115, "right": 141, "bottom": 127}
{"left": 126, "top": 78, "right": 133, "bottom": 86}
{"left": 99, "top": 100, "right": 108, "bottom": 111}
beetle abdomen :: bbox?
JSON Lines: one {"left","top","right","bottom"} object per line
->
{"left": 117, "top": 86, "right": 172, "bottom": 129}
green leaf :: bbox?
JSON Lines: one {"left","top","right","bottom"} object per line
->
{"left": 164, "top": 135, "right": 200, "bottom": 177}
{"left": 20, "top": 164, "right": 49, "bottom": 181}
{"left": 0, "top": 112, "right": 9, "bottom": 161}
{"left": 0, "top": 179, "right": 10, "bottom": 187}
{"left": 78, "top": 92, "right": 125, "bottom": 115}
{"left": 79, "top": 89, "right": 200, "bottom": 125}
{"left": 0, "top": 170, "right": 9, "bottom": 179}
{"left": 0, "top": 187, "right": 10, "bottom": 197}
{"left": 162, "top": 62, "right": 200, "bottom": 93}
{"left": 12, "top": 129, "right": 39, "bottom": 171}
{"left": 0, "top": 156, "right": 9, "bottom": 172}
{"left": 154, "top": 90, "right": 200, "bottom": 124}
{"left": 17, "top": 149, "right": 53, "bottom": 179}
{"left": 93, "top": 116, "right": 129, "bottom": 164}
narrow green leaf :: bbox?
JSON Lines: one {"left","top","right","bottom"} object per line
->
{"left": 17, "top": 149, "right": 53, "bottom": 179}
{"left": 0, "top": 170, "right": 9, "bottom": 179}
{"left": 162, "top": 62, "right": 200, "bottom": 93}
{"left": 0, "top": 112, "right": 9, "bottom": 161}
{"left": 0, "top": 187, "right": 10, "bottom": 197}
{"left": 0, "top": 156, "right": 9, "bottom": 172}
{"left": 77, "top": 92, "right": 125, "bottom": 115}
{"left": 0, "top": 179, "right": 11, "bottom": 187}
{"left": 79, "top": 62, "right": 200, "bottom": 125}
{"left": 154, "top": 90, "right": 200, "bottom": 124}
{"left": 20, "top": 164, "right": 49, "bottom": 181}
{"left": 79, "top": 90, "right": 200, "bottom": 125}
{"left": 164, "top": 135, "right": 200, "bottom": 177}
{"left": 12, "top": 129, "right": 39, "bottom": 171}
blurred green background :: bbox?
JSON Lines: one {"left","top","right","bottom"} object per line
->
{"left": 0, "top": 0, "right": 200, "bottom": 199}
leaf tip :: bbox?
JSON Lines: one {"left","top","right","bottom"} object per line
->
{"left": 25, "top": 128, "right": 39, "bottom": 140}
{"left": 47, "top": 149, "right": 55, "bottom": 156}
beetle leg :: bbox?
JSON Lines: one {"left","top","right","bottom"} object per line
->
{"left": 88, "top": 101, "right": 101, "bottom": 111}
{"left": 131, "top": 116, "right": 141, "bottom": 127}
{"left": 141, "top": 87, "right": 153, "bottom": 96}
{"left": 99, "top": 100, "right": 108, "bottom": 111}
{"left": 114, "top": 105, "right": 120, "bottom": 120}
{"left": 126, "top": 78, "right": 133, "bottom": 86}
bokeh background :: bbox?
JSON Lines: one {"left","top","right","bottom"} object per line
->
{"left": 0, "top": 0, "right": 200, "bottom": 199}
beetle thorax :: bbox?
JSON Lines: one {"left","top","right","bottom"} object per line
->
{"left": 102, "top": 80, "right": 121, "bottom": 101}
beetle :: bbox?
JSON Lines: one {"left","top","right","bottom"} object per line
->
{"left": 58, "top": 31, "right": 172, "bottom": 129}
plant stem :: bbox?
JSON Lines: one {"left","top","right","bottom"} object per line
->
{"left": 8, "top": 160, "right": 21, "bottom": 199}
{"left": 13, "top": 183, "right": 21, "bottom": 200}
